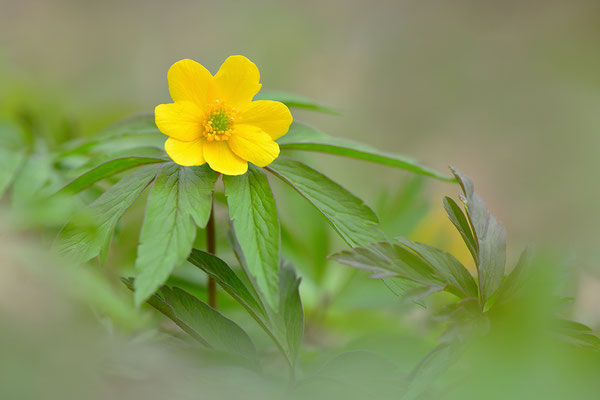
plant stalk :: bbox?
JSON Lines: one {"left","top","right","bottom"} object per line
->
{"left": 207, "top": 201, "right": 217, "bottom": 309}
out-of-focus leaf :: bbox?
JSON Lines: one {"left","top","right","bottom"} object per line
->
{"left": 402, "top": 284, "right": 446, "bottom": 303}
{"left": 272, "top": 262, "right": 304, "bottom": 365}
{"left": 134, "top": 163, "right": 217, "bottom": 305}
{"left": 403, "top": 342, "right": 465, "bottom": 400}
{"left": 495, "top": 248, "right": 533, "bottom": 305}
{"left": 58, "top": 114, "right": 163, "bottom": 158}
{"left": 331, "top": 241, "right": 444, "bottom": 287}
{"left": 56, "top": 164, "right": 161, "bottom": 262}
{"left": 278, "top": 123, "right": 454, "bottom": 181}
{"left": 161, "top": 286, "right": 257, "bottom": 359}
{"left": 188, "top": 249, "right": 304, "bottom": 368}
{"left": 268, "top": 157, "right": 383, "bottom": 247}
{"left": 443, "top": 196, "right": 478, "bottom": 264}
{"left": 187, "top": 249, "right": 266, "bottom": 319}
{"left": 396, "top": 238, "right": 478, "bottom": 299}
{"left": 10, "top": 152, "right": 52, "bottom": 204}
{"left": 56, "top": 156, "right": 167, "bottom": 195}
{"left": 553, "top": 319, "right": 600, "bottom": 349}
{"left": 255, "top": 90, "right": 339, "bottom": 114}
{"left": 451, "top": 167, "right": 506, "bottom": 304}
{"left": 0, "top": 121, "right": 27, "bottom": 198}
{"left": 223, "top": 166, "right": 280, "bottom": 309}
{"left": 0, "top": 149, "right": 25, "bottom": 198}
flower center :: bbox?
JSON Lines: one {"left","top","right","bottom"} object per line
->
{"left": 202, "top": 100, "right": 239, "bottom": 141}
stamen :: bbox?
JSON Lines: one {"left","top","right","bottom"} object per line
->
{"left": 202, "top": 101, "right": 239, "bottom": 141}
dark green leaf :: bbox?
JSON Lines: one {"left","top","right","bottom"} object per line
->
{"left": 56, "top": 164, "right": 161, "bottom": 262}
{"left": 56, "top": 156, "right": 167, "bottom": 195}
{"left": 187, "top": 249, "right": 266, "bottom": 319}
{"left": 268, "top": 156, "right": 383, "bottom": 247}
{"left": 188, "top": 249, "right": 303, "bottom": 368}
{"left": 223, "top": 165, "right": 280, "bottom": 309}
{"left": 134, "top": 163, "right": 217, "bottom": 305}
{"left": 278, "top": 123, "right": 454, "bottom": 181}
{"left": 160, "top": 286, "right": 257, "bottom": 359}
{"left": 255, "top": 90, "right": 339, "bottom": 114}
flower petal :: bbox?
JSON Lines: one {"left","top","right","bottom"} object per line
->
{"left": 203, "top": 140, "right": 248, "bottom": 175}
{"left": 229, "top": 125, "right": 280, "bottom": 167}
{"left": 168, "top": 59, "right": 214, "bottom": 106}
{"left": 155, "top": 101, "right": 204, "bottom": 142}
{"left": 165, "top": 137, "right": 206, "bottom": 166}
{"left": 238, "top": 100, "right": 293, "bottom": 140}
{"left": 213, "top": 56, "right": 261, "bottom": 108}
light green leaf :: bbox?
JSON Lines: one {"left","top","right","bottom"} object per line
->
{"left": 134, "top": 163, "right": 217, "bottom": 305}
{"left": 0, "top": 120, "right": 27, "bottom": 198}
{"left": 451, "top": 167, "right": 506, "bottom": 304}
{"left": 268, "top": 157, "right": 384, "bottom": 247}
{"left": 56, "top": 156, "right": 167, "bottom": 195}
{"left": 56, "top": 164, "right": 161, "bottom": 262}
{"left": 255, "top": 90, "right": 339, "bottom": 114}
{"left": 10, "top": 153, "right": 52, "bottom": 205}
{"left": 0, "top": 148, "right": 25, "bottom": 198}
{"left": 277, "top": 123, "right": 454, "bottom": 181}
{"left": 223, "top": 166, "right": 280, "bottom": 309}
{"left": 177, "top": 164, "right": 219, "bottom": 227}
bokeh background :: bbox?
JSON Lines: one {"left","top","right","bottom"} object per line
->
{"left": 1, "top": 0, "right": 599, "bottom": 319}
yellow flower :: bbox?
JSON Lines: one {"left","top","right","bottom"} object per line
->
{"left": 155, "top": 56, "right": 293, "bottom": 175}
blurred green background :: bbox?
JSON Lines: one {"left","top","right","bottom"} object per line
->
{"left": 3, "top": 0, "right": 599, "bottom": 254}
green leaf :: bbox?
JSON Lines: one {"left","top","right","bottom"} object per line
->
{"left": 268, "top": 157, "right": 383, "bottom": 247}
{"left": 57, "top": 114, "right": 163, "bottom": 158}
{"left": 255, "top": 90, "right": 339, "bottom": 114}
{"left": 10, "top": 152, "right": 52, "bottom": 205}
{"left": 134, "top": 163, "right": 217, "bottom": 305}
{"left": 450, "top": 167, "right": 506, "bottom": 304}
{"left": 272, "top": 262, "right": 304, "bottom": 365}
{"left": 395, "top": 238, "right": 478, "bottom": 299}
{"left": 443, "top": 196, "right": 478, "bottom": 264}
{"left": 495, "top": 248, "right": 532, "bottom": 305}
{"left": 0, "top": 148, "right": 25, "bottom": 198}
{"left": 188, "top": 250, "right": 304, "bottom": 368}
{"left": 331, "top": 241, "right": 444, "bottom": 287}
{"left": 553, "top": 318, "right": 600, "bottom": 349}
{"left": 56, "top": 156, "right": 167, "bottom": 195}
{"left": 0, "top": 121, "right": 27, "bottom": 198}
{"left": 160, "top": 286, "right": 257, "bottom": 359}
{"left": 277, "top": 123, "right": 454, "bottom": 182}
{"left": 187, "top": 249, "right": 266, "bottom": 319}
{"left": 223, "top": 165, "right": 280, "bottom": 309}
{"left": 56, "top": 164, "right": 161, "bottom": 262}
